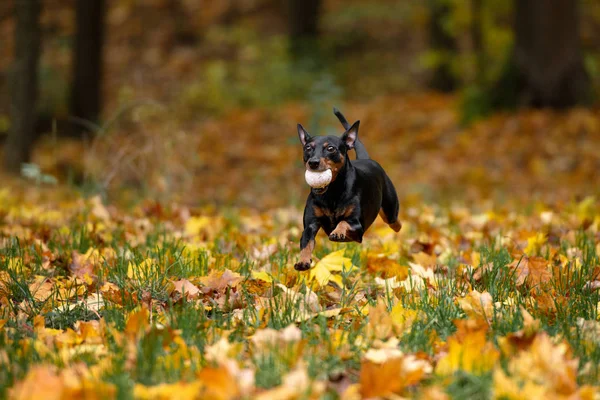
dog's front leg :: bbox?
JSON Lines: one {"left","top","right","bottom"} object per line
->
{"left": 295, "top": 220, "right": 320, "bottom": 271}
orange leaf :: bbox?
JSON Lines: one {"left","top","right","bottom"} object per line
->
{"left": 360, "top": 359, "right": 405, "bottom": 398}
{"left": 366, "top": 254, "right": 408, "bottom": 279}
{"left": 508, "top": 256, "right": 552, "bottom": 288}
{"left": 197, "top": 366, "right": 239, "bottom": 400}
{"left": 199, "top": 269, "right": 242, "bottom": 293}
{"left": 125, "top": 307, "right": 150, "bottom": 339}
{"left": 10, "top": 365, "right": 63, "bottom": 400}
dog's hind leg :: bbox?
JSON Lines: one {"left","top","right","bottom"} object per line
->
{"left": 379, "top": 174, "right": 401, "bottom": 232}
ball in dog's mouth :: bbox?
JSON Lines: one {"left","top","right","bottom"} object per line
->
{"left": 305, "top": 169, "right": 332, "bottom": 193}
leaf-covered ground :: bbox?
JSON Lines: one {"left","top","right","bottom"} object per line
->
{"left": 2, "top": 183, "right": 600, "bottom": 398}
{"left": 3, "top": 95, "right": 600, "bottom": 399}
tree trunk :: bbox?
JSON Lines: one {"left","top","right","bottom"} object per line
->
{"left": 471, "top": 0, "right": 485, "bottom": 86}
{"left": 428, "top": 0, "right": 458, "bottom": 92}
{"left": 71, "top": 0, "right": 105, "bottom": 129}
{"left": 287, "top": 0, "right": 321, "bottom": 63}
{"left": 5, "top": 0, "right": 41, "bottom": 173}
{"left": 493, "top": 0, "right": 590, "bottom": 108}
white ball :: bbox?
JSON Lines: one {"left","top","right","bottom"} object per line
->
{"left": 305, "top": 169, "right": 332, "bottom": 188}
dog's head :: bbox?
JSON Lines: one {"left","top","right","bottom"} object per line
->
{"left": 297, "top": 120, "right": 359, "bottom": 194}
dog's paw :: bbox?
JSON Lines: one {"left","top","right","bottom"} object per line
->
{"left": 294, "top": 260, "right": 312, "bottom": 271}
{"left": 329, "top": 232, "right": 350, "bottom": 242}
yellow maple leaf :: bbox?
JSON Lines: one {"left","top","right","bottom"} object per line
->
{"left": 494, "top": 332, "right": 586, "bottom": 399}
{"left": 524, "top": 233, "right": 547, "bottom": 256}
{"left": 251, "top": 270, "right": 273, "bottom": 283}
{"left": 390, "top": 302, "right": 418, "bottom": 334}
{"left": 576, "top": 196, "right": 596, "bottom": 223}
{"left": 493, "top": 368, "right": 546, "bottom": 400}
{"left": 435, "top": 329, "right": 499, "bottom": 376}
{"left": 125, "top": 307, "right": 150, "bottom": 339}
{"left": 127, "top": 258, "right": 155, "bottom": 279}
{"left": 308, "top": 249, "right": 354, "bottom": 287}
{"left": 134, "top": 381, "right": 204, "bottom": 400}
{"left": 185, "top": 215, "right": 224, "bottom": 241}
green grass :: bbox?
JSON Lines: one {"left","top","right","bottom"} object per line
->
{"left": 2, "top": 200, "right": 600, "bottom": 398}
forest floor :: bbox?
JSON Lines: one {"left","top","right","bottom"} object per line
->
{"left": 3, "top": 94, "right": 600, "bottom": 398}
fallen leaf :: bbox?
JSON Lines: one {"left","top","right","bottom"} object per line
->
{"left": 251, "top": 270, "right": 273, "bottom": 283}
{"left": 508, "top": 256, "right": 552, "bottom": 288}
{"left": 125, "top": 307, "right": 150, "bottom": 339}
{"left": 200, "top": 269, "right": 242, "bottom": 293}
{"left": 308, "top": 249, "right": 354, "bottom": 287}
{"left": 197, "top": 366, "right": 239, "bottom": 400}
{"left": 458, "top": 290, "right": 494, "bottom": 322}
{"left": 435, "top": 328, "right": 499, "bottom": 376}
{"left": 134, "top": 381, "right": 204, "bottom": 400}
{"left": 29, "top": 276, "right": 54, "bottom": 302}
{"left": 172, "top": 278, "right": 201, "bottom": 298}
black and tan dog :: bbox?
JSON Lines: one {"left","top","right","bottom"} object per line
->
{"left": 295, "top": 108, "right": 401, "bottom": 271}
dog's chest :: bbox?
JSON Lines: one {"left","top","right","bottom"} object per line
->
{"left": 312, "top": 203, "right": 355, "bottom": 227}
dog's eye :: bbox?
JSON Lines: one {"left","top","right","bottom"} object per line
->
{"left": 326, "top": 146, "right": 335, "bottom": 152}
{"left": 304, "top": 145, "right": 312, "bottom": 151}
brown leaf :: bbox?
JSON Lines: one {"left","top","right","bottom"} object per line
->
{"left": 472, "top": 262, "right": 494, "bottom": 281}
{"left": 69, "top": 251, "right": 96, "bottom": 281}
{"left": 199, "top": 269, "right": 242, "bottom": 293}
{"left": 584, "top": 280, "right": 600, "bottom": 292}
{"left": 508, "top": 256, "right": 552, "bottom": 288}
{"left": 412, "top": 252, "right": 438, "bottom": 268}
{"left": 29, "top": 276, "right": 54, "bottom": 302}
{"left": 172, "top": 278, "right": 201, "bottom": 298}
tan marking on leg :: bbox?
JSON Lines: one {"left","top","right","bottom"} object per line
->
{"left": 329, "top": 221, "right": 354, "bottom": 242}
{"left": 299, "top": 240, "right": 315, "bottom": 263}
{"left": 331, "top": 221, "right": 351, "bottom": 236}
{"left": 313, "top": 205, "right": 325, "bottom": 218}
{"left": 314, "top": 206, "right": 333, "bottom": 218}
{"left": 341, "top": 204, "right": 355, "bottom": 218}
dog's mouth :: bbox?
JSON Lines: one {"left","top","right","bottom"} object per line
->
{"left": 312, "top": 186, "right": 328, "bottom": 195}
{"left": 305, "top": 168, "right": 333, "bottom": 195}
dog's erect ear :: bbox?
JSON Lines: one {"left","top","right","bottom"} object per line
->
{"left": 341, "top": 120, "right": 359, "bottom": 149}
{"left": 297, "top": 124, "right": 312, "bottom": 146}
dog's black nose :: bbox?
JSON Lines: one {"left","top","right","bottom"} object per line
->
{"left": 308, "top": 160, "right": 320, "bottom": 170}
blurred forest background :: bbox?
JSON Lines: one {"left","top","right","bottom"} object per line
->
{"left": 1, "top": 0, "right": 600, "bottom": 209}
